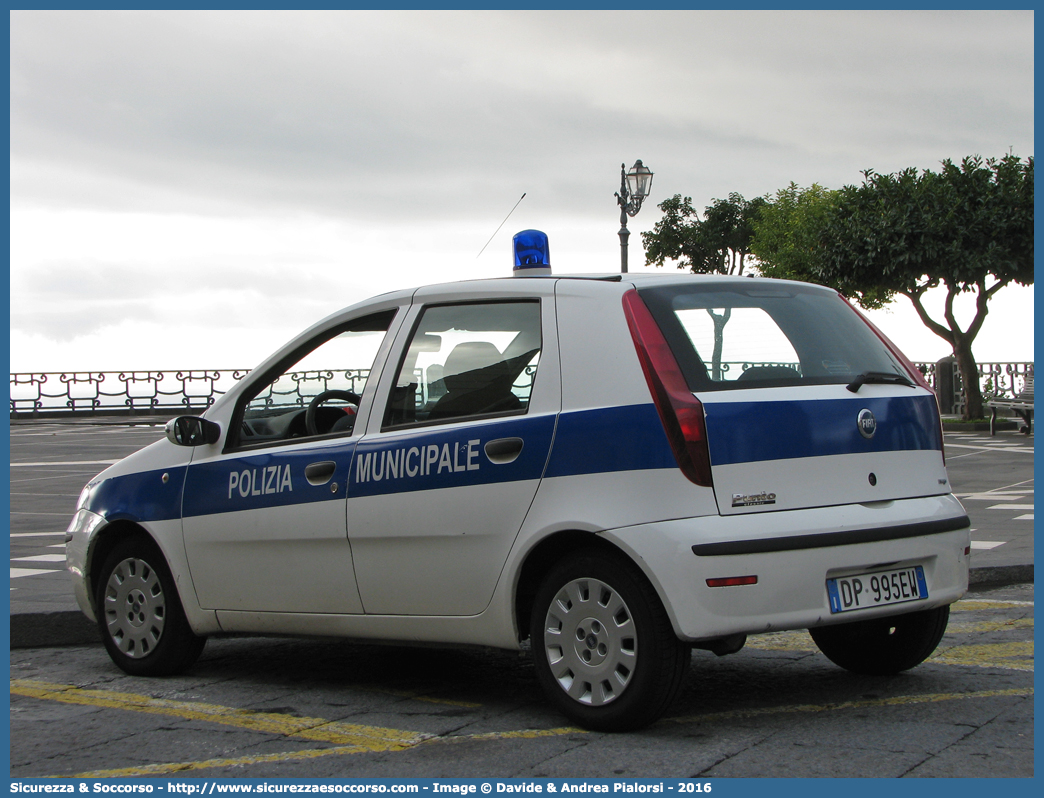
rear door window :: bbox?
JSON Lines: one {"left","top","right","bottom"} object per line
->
{"left": 383, "top": 301, "right": 541, "bottom": 428}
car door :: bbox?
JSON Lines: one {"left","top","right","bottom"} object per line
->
{"left": 181, "top": 306, "right": 403, "bottom": 614}
{"left": 347, "top": 284, "right": 561, "bottom": 616}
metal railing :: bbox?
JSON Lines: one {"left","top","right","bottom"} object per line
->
{"left": 248, "top": 369, "right": 373, "bottom": 414}
{"left": 9, "top": 361, "right": 1033, "bottom": 419}
{"left": 9, "top": 370, "right": 250, "bottom": 418}
{"left": 9, "top": 364, "right": 543, "bottom": 419}
{"left": 916, "top": 360, "right": 1034, "bottom": 416}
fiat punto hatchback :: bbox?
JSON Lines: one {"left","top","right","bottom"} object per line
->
{"left": 67, "top": 237, "right": 970, "bottom": 731}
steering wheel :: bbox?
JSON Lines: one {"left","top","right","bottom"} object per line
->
{"left": 305, "top": 390, "right": 362, "bottom": 436}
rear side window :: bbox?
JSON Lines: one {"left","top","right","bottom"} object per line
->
{"left": 638, "top": 283, "right": 906, "bottom": 391}
{"left": 383, "top": 301, "right": 541, "bottom": 428}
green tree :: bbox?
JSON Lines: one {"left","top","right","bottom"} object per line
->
{"left": 752, "top": 182, "right": 893, "bottom": 307}
{"left": 642, "top": 193, "right": 765, "bottom": 377}
{"left": 751, "top": 155, "right": 1033, "bottom": 419}
{"left": 643, "top": 192, "right": 764, "bottom": 276}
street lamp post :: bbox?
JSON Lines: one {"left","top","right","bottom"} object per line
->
{"left": 615, "top": 160, "right": 654, "bottom": 273}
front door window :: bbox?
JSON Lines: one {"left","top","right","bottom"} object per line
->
{"left": 231, "top": 309, "right": 395, "bottom": 448}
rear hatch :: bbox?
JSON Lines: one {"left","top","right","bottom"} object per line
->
{"left": 636, "top": 280, "right": 948, "bottom": 516}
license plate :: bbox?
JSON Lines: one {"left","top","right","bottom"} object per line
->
{"left": 827, "top": 565, "right": 928, "bottom": 614}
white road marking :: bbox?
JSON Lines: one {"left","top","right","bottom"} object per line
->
{"left": 9, "top": 512, "right": 75, "bottom": 517}
{"left": 10, "top": 460, "right": 121, "bottom": 467}
{"left": 957, "top": 494, "right": 1026, "bottom": 501}
{"left": 945, "top": 443, "right": 1034, "bottom": 454}
{"left": 10, "top": 568, "right": 58, "bottom": 579}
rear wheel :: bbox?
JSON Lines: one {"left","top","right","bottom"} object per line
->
{"left": 530, "top": 551, "right": 689, "bottom": 732}
{"left": 95, "top": 536, "right": 205, "bottom": 676}
{"left": 809, "top": 605, "right": 950, "bottom": 675}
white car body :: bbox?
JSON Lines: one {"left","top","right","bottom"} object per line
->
{"left": 68, "top": 271, "right": 970, "bottom": 730}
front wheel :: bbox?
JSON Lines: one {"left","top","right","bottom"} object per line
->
{"left": 809, "top": 605, "right": 950, "bottom": 675}
{"left": 530, "top": 550, "right": 690, "bottom": 732}
{"left": 95, "top": 536, "right": 206, "bottom": 676}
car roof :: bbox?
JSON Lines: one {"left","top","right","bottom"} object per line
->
{"left": 306, "top": 272, "right": 837, "bottom": 345}
{"left": 404, "top": 271, "right": 836, "bottom": 295}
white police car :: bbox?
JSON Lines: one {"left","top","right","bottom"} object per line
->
{"left": 67, "top": 230, "right": 970, "bottom": 731}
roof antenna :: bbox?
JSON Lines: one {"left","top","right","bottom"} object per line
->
{"left": 476, "top": 193, "right": 526, "bottom": 259}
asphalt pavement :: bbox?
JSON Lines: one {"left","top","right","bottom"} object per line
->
{"left": 7, "top": 417, "right": 1034, "bottom": 648}
{"left": 11, "top": 583, "right": 1034, "bottom": 777}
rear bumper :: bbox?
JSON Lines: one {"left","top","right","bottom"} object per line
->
{"left": 602, "top": 494, "right": 970, "bottom": 642}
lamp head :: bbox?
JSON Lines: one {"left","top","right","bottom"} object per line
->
{"left": 626, "top": 160, "right": 654, "bottom": 200}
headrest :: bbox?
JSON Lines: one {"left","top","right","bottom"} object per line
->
{"left": 443, "top": 342, "right": 502, "bottom": 392}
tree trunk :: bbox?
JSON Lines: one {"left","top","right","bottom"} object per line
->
{"left": 706, "top": 308, "right": 731, "bottom": 381}
{"left": 903, "top": 278, "right": 1003, "bottom": 421}
{"left": 953, "top": 335, "right": 984, "bottom": 420}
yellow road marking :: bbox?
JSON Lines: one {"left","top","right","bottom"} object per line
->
{"left": 10, "top": 680, "right": 428, "bottom": 749}
{"left": 947, "top": 618, "right": 1034, "bottom": 633}
{"left": 745, "top": 631, "right": 815, "bottom": 651}
{"left": 67, "top": 688, "right": 1036, "bottom": 777}
{"left": 953, "top": 599, "right": 1034, "bottom": 611}
{"left": 745, "top": 620, "right": 1034, "bottom": 662}
{"left": 71, "top": 728, "right": 582, "bottom": 779}
{"left": 73, "top": 747, "right": 388, "bottom": 779}
{"left": 454, "top": 727, "right": 579, "bottom": 742}
{"left": 667, "top": 687, "right": 1033, "bottom": 725}
{"left": 931, "top": 641, "right": 1034, "bottom": 671}
{"left": 17, "top": 676, "right": 1033, "bottom": 778}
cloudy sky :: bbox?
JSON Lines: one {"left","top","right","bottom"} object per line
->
{"left": 9, "top": 9, "right": 1034, "bottom": 372}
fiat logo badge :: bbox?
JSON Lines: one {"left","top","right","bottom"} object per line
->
{"left": 857, "top": 408, "right": 877, "bottom": 439}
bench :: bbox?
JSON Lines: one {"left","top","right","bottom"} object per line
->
{"left": 989, "top": 374, "right": 1033, "bottom": 435}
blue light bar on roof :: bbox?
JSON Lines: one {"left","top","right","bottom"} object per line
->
{"left": 512, "top": 229, "right": 551, "bottom": 277}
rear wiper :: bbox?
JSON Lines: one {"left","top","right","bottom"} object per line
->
{"left": 846, "top": 371, "right": 914, "bottom": 393}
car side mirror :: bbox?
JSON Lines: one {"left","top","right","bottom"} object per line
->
{"left": 165, "top": 416, "right": 222, "bottom": 447}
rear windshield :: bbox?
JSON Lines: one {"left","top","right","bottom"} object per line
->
{"left": 638, "top": 283, "right": 907, "bottom": 392}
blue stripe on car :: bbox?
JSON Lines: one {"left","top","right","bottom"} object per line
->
{"left": 182, "top": 446, "right": 354, "bottom": 518}
{"left": 348, "top": 414, "right": 556, "bottom": 498}
{"left": 703, "top": 394, "right": 942, "bottom": 466}
{"left": 90, "top": 394, "right": 941, "bottom": 523}
{"left": 543, "top": 404, "right": 675, "bottom": 478}
{"left": 86, "top": 466, "right": 187, "bottom": 522}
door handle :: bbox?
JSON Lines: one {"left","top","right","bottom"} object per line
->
{"left": 484, "top": 437, "right": 524, "bottom": 465}
{"left": 304, "top": 461, "right": 337, "bottom": 486}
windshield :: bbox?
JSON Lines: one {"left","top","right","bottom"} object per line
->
{"left": 637, "top": 282, "right": 907, "bottom": 392}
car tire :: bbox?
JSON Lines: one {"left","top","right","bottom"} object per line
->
{"left": 95, "top": 536, "right": 206, "bottom": 676}
{"left": 809, "top": 605, "right": 950, "bottom": 675}
{"left": 530, "top": 550, "right": 690, "bottom": 732}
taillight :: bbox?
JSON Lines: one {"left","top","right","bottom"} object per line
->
{"left": 706, "top": 575, "right": 758, "bottom": 588}
{"left": 622, "top": 290, "right": 713, "bottom": 487}
{"left": 844, "top": 294, "right": 946, "bottom": 463}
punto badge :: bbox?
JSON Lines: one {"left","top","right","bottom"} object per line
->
{"left": 857, "top": 408, "right": 877, "bottom": 439}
